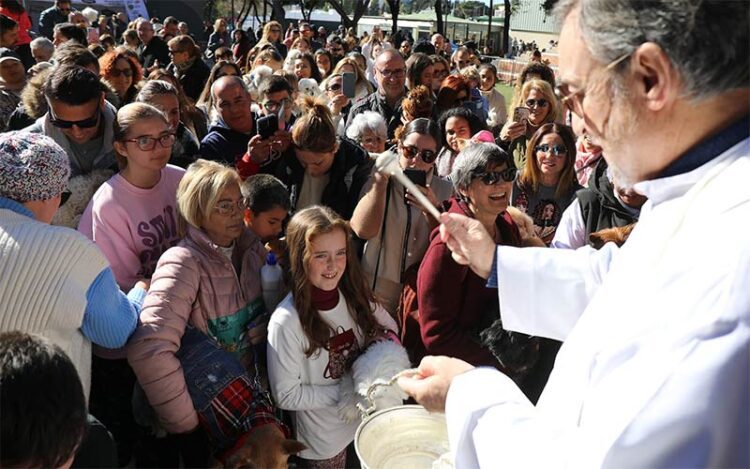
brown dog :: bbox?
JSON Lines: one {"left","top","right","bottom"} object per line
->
{"left": 218, "top": 424, "right": 306, "bottom": 469}
{"left": 589, "top": 223, "right": 636, "bottom": 249}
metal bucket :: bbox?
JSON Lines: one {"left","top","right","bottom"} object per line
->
{"left": 354, "top": 405, "right": 451, "bottom": 469}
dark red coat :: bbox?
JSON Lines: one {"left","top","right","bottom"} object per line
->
{"left": 417, "top": 198, "right": 522, "bottom": 367}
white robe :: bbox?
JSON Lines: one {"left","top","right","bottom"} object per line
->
{"left": 446, "top": 137, "right": 750, "bottom": 468}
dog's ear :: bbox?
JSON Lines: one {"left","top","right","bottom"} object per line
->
{"left": 282, "top": 439, "right": 307, "bottom": 455}
{"left": 223, "top": 446, "right": 255, "bottom": 469}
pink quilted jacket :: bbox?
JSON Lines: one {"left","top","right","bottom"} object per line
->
{"left": 127, "top": 225, "right": 267, "bottom": 434}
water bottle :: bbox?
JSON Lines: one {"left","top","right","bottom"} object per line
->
{"left": 261, "top": 252, "right": 284, "bottom": 312}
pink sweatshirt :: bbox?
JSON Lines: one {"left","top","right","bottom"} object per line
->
{"left": 79, "top": 165, "right": 185, "bottom": 290}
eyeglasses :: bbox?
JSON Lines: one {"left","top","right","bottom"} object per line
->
{"left": 525, "top": 98, "right": 548, "bottom": 108}
{"left": 474, "top": 168, "right": 517, "bottom": 185}
{"left": 262, "top": 98, "right": 292, "bottom": 111}
{"left": 327, "top": 83, "right": 342, "bottom": 92}
{"left": 123, "top": 133, "right": 176, "bottom": 151}
{"left": 270, "top": 28, "right": 281, "bottom": 33}
{"left": 401, "top": 145, "right": 437, "bottom": 164}
{"left": 535, "top": 143, "right": 568, "bottom": 156}
{"left": 555, "top": 51, "right": 632, "bottom": 115}
{"left": 168, "top": 49, "right": 184, "bottom": 55}
{"left": 377, "top": 68, "right": 405, "bottom": 79}
{"left": 215, "top": 198, "right": 248, "bottom": 216}
{"left": 110, "top": 68, "right": 133, "bottom": 78}
{"left": 49, "top": 107, "right": 100, "bottom": 129}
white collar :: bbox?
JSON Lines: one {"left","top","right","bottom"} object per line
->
{"left": 633, "top": 137, "right": 749, "bottom": 207}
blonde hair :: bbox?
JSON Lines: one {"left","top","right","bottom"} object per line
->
{"left": 510, "top": 78, "right": 559, "bottom": 122}
{"left": 329, "top": 57, "right": 372, "bottom": 94}
{"left": 286, "top": 206, "right": 380, "bottom": 356}
{"left": 459, "top": 65, "right": 480, "bottom": 83}
{"left": 262, "top": 21, "right": 282, "bottom": 42}
{"left": 113, "top": 103, "right": 169, "bottom": 168}
{"left": 168, "top": 35, "right": 199, "bottom": 58}
{"left": 176, "top": 159, "right": 241, "bottom": 235}
{"left": 291, "top": 95, "right": 336, "bottom": 152}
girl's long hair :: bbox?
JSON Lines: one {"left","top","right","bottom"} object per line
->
{"left": 286, "top": 206, "right": 380, "bottom": 357}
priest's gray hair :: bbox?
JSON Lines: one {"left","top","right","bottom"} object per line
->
{"left": 554, "top": 0, "right": 749, "bottom": 101}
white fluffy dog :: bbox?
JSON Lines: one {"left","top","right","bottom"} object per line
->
{"left": 243, "top": 65, "right": 274, "bottom": 102}
{"left": 298, "top": 78, "right": 321, "bottom": 98}
{"left": 337, "top": 340, "right": 411, "bottom": 423}
{"left": 51, "top": 169, "right": 114, "bottom": 229}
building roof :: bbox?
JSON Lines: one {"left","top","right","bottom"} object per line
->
{"left": 508, "top": 0, "right": 559, "bottom": 33}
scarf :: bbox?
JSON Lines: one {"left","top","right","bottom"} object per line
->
{"left": 574, "top": 138, "right": 603, "bottom": 187}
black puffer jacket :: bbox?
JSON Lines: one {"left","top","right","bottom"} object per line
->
{"left": 577, "top": 160, "right": 640, "bottom": 243}
{"left": 270, "top": 137, "right": 374, "bottom": 220}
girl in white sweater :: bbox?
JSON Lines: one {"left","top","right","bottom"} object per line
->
{"left": 267, "top": 206, "right": 397, "bottom": 468}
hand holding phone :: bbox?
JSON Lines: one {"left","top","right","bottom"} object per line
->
{"left": 257, "top": 114, "right": 279, "bottom": 140}
{"left": 513, "top": 106, "right": 530, "bottom": 123}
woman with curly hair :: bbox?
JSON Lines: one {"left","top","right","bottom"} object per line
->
{"left": 99, "top": 46, "right": 143, "bottom": 107}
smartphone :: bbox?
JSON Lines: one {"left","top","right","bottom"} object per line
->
{"left": 342, "top": 72, "right": 356, "bottom": 99}
{"left": 513, "top": 106, "right": 530, "bottom": 123}
{"left": 403, "top": 168, "right": 427, "bottom": 187}
{"left": 257, "top": 114, "right": 278, "bottom": 140}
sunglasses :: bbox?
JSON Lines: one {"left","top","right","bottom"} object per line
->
{"left": 474, "top": 168, "right": 517, "bottom": 185}
{"left": 327, "top": 83, "right": 342, "bottom": 91}
{"left": 49, "top": 108, "right": 100, "bottom": 129}
{"left": 401, "top": 145, "right": 437, "bottom": 164}
{"left": 535, "top": 143, "right": 568, "bottom": 156}
{"left": 525, "top": 98, "right": 549, "bottom": 108}
{"left": 123, "top": 133, "right": 176, "bottom": 151}
{"left": 110, "top": 68, "right": 133, "bottom": 78}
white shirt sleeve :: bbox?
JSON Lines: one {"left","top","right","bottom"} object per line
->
{"left": 496, "top": 242, "right": 618, "bottom": 341}
{"left": 266, "top": 308, "right": 340, "bottom": 411}
{"left": 551, "top": 200, "right": 587, "bottom": 250}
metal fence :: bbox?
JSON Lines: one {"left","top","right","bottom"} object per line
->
{"left": 492, "top": 58, "right": 558, "bottom": 85}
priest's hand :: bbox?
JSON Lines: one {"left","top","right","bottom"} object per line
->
{"left": 439, "top": 212, "right": 495, "bottom": 279}
{"left": 397, "top": 356, "right": 474, "bottom": 413}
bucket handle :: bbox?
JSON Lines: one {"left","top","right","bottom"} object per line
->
{"left": 356, "top": 368, "right": 421, "bottom": 420}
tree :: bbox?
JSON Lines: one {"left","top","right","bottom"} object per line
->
{"left": 434, "top": 0, "right": 444, "bottom": 36}
{"left": 501, "top": 0, "right": 522, "bottom": 55}
{"left": 325, "top": 0, "right": 371, "bottom": 30}
{"left": 385, "top": 0, "right": 400, "bottom": 35}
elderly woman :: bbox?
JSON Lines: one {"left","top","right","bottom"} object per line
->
{"left": 351, "top": 118, "right": 453, "bottom": 316}
{"left": 167, "top": 35, "right": 210, "bottom": 102}
{"left": 417, "top": 142, "right": 557, "bottom": 402}
{"left": 128, "top": 160, "right": 269, "bottom": 457}
{"left": 512, "top": 123, "right": 581, "bottom": 245}
{"left": 346, "top": 111, "right": 387, "bottom": 153}
{"left": 418, "top": 142, "right": 522, "bottom": 366}
{"left": 499, "top": 78, "right": 560, "bottom": 170}
{"left": 99, "top": 46, "right": 143, "bottom": 106}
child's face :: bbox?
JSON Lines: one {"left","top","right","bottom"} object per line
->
{"left": 307, "top": 228, "right": 347, "bottom": 291}
{"left": 479, "top": 68, "right": 495, "bottom": 91}
{"left": 244, "top": 206, "right": 288, "bottom": 243}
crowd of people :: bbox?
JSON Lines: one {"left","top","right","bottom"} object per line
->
{"left": 0, "top": 0, "right": 747, "bottom": 467}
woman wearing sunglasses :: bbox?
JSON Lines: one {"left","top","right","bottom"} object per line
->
{"left": 417, "top": 143, "right": 545, "bottom": 375}
{"left": 512, "top": 123, "right": 581, "bottom": 245}
{"left": 99, "top": 47, "right": 143, "bottom": 107}
{"left": 78, "top": 102, "right": 184, "bottom": 463}
{"left": 351, "top": 118, "right": 453, "bottom": 316}
{"left": 499, "top": 79, "right": 560, "bottom": 170}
